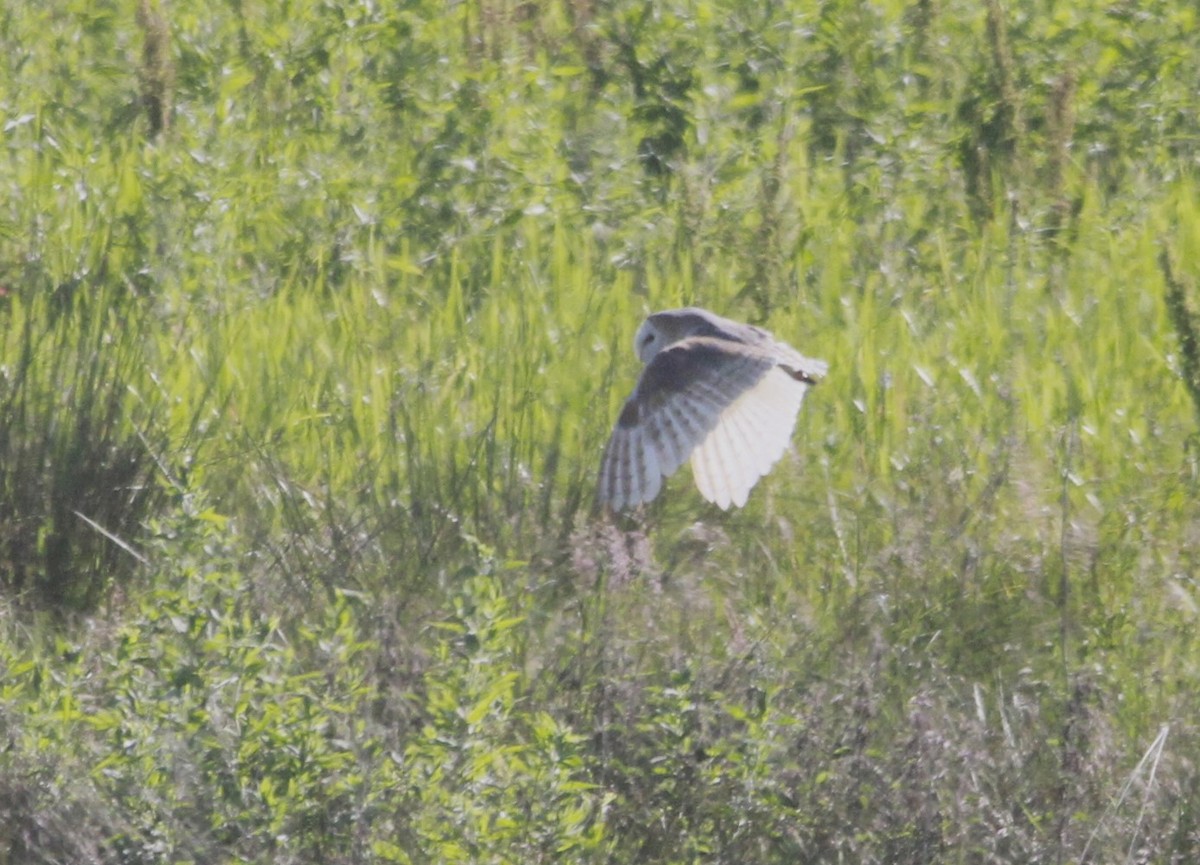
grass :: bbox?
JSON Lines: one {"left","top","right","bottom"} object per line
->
{"left": 2, "top": 0, "right": 1200, "bottom": 862}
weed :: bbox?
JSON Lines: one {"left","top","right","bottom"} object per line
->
{"left": 2, "top": 0, "right": 1200, "bottom": 861}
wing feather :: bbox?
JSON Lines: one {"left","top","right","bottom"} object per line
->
{"left": 650, "top": 402, "right": 689, "bottom": 477}
{"left": 693, "top": 416, "right": 732, "bottom": 508}
{"left": 716, "top": 414, "right": 753, "bottom": 506}
{"left": 686, "top": 366, "right": 816, "bottom": 509}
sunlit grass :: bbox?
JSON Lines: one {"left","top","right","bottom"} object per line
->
{"left": 2, "top": 0, "right": 1200, "bottom": 861}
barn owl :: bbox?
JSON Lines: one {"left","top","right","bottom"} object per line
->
{"left": 598, "top": 307, "right": 827, "bottom": 511}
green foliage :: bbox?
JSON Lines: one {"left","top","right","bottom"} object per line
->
{"left": 1, "top": 498, "right": 382, "bottom": 863}
{"left": 0, "top": 282, "right": 166, "bottom": 609}
{"left": 0, "top": 509, "right": 606, "bottom": 864}
{"left": 393, "top": 574, "right": 608, "bottom": 864}
{"left": 2, "top": 0, "right": 1200, "bottom": 862}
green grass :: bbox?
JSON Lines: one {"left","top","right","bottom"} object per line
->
{"left": 2, "top": 0, "right": 1200, "bottom": 862}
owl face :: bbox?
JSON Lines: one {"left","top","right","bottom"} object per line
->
{"left": 633, "top": 319, "right": 666, "bottom": 364}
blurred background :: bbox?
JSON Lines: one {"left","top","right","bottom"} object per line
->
{"left": 1, "top": 1, "right": 1199, "bottom": 861}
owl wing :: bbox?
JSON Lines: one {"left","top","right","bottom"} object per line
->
{"left": 598, "top": 337, "right": 820, "bottom": 511}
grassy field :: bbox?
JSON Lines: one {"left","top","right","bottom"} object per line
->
{"left": 2, "top": 0, "right": 1200, "bottom": 862}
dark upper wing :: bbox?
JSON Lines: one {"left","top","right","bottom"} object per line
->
{"left": 597, "top": 338, "right": 778, "bottom": 510}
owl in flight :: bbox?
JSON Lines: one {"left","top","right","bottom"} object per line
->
{"left": 598, "top": 307, "right": 827, "bottom": 511}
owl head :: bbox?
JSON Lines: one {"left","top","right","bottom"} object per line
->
{"left": 633, "top": 307, "right": 766, "bottom": 364}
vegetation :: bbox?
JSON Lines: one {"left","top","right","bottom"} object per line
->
{"left": 2, "top": 0, "right": 1199, "bottom": 861}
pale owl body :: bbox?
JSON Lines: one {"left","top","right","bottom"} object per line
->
{"left": 598, "top": 307, "right": 827, "bottom": 511}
